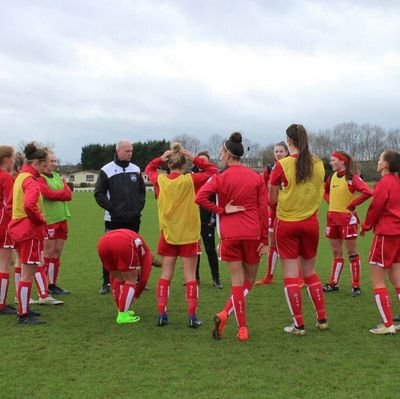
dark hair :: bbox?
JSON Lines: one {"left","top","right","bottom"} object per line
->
{"left": 334, "top": 150, "right": 359, "bottom": 180}
{"left": 382, "top": 149, "right": 400, "bottom": 173}
{"left": 196, "top": 151, "right": 210, "bottom": 159}
{"left": 224, "top": 132, "right": 244, "bottom": 160}
{"left": 286, "top": 124, "right": 313, "bottom": 183}
{"left": 275, "top": 141, "right": 289, "bottom": 153}
{"left": 23, "top": 142, "right": 47, "bottom": 162}
{"left": 167, "top": 142, "right": 186, "bottom": 170}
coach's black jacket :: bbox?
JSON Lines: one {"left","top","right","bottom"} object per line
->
{"left": 94, "top": 157, "right": 146, "bottom": 226}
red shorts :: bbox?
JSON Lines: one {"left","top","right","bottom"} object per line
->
{"left": 275, "top": 216, "right": 319, "bottom": 260}
{"left": 218, "top": 239, "right": 261, "bottom": 264}
{"left": 14, "top": 239, "right": 43, "bottom": 265}
{"left": 0, "top": 228, "right": 14, "bottom": 249}
{"left": 45, "top": 221, "right": 68, "bottom": 240}
{"left": 98, "top": 233, "right": 141, "bottom": 272}
{"left": 326, "top": 224, "right": 358, "bottom": 240}
{"left": 369, "top": 235, "right": 400, "bottom": 268}
{"left": 157, "top": 232, "right": 201, "bottom": 257}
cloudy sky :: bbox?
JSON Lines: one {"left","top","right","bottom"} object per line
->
{"left": 1, "top": 0, "right": 399, "bottom": 163}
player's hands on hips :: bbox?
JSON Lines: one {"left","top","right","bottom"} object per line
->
{"left": 224, "top": 200, "right": 245, "bottom": 214}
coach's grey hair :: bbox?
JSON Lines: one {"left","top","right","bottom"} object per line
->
{"left": 116, "top": 140, "right": 132, "bottom": 150}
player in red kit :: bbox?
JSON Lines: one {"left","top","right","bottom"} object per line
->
{"left": 361, "top": 149, "right": 400, "bottom": 335}
{"left": 98, "top": 229, "right": 152, "bottom": 324}
{"left": 0, "top": 146, "right": 16, "bottom": 315}
{"left": 270, "top": 124, "right": 328, "bottom": 336}
{"left": 323, "top": 151, "right": 372, "bottom": 296}
{"left": 196, "top": 132, "right": 268, "bottom": 341}
{"left": 256, "top": 141, "right": 289, "bottom": 286}
{"left": 8, "top": 143, "right": 51, "bottom": 325}
{"left": 145, "top": 142, "right": 217, "bottom": 329}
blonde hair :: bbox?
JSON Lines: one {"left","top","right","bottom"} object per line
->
{"left": 0, "top": 145, "right": 14, "bottom": 165}
{"left": 167, "top": 142, "right": 186, "bottom": 170}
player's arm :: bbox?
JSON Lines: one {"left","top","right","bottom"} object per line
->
{"left": 361, "top": 182, "right": 386, "bottom": 231}
{"left": 22, "top": 178, "right": 46, "bottom": 226}
{"left": 347, "top": 175, "right": 373, "bottom": 211}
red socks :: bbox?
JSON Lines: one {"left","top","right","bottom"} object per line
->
{"left": 0, "top": 272, "right": 10, "bottom": 309}
{"left": 329, "top": 257, "right": 344, "bottom": 286}
{"left": 374, "top": 287, "right": 392, "bottom": 327}
{"left": 112, "top": 279, "right": 124, "bottom": 308}
{"left": 350, "top": 255, "right": 361, "bottom": 288}
{"left": 17, "top": 280, "right": 32, "bottom": 316}
{"left": 284, "top": 277, "right": 304, "bottom": 328}
{"left": 231, "top": 285, "right": 246, "bottom": 328}
{"left": 34, "top": 266, "right": 48, "bottom": 299}
{"left": 396, "top": 287, "right": 400, "bottom": 304}
{"left": 224, "top": 280, "right": 253, "bottom": 315}
{"left": 118, "top": 282, "right": 136, "bottom": 312}
{"left": 157, "top": 278, "right": 170, "bottom": 315}
{"left": 304, "top": 273, "right": 327, "bottom": 321}
{"left": 185, "top": 280, "right": 198, "bottom": 318}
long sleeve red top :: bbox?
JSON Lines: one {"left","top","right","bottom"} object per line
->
{"left": 8, "top": 164, "right": 46, "bottom": 242}
{"left": 144, "top": 156, "right": 218, "bottom": 197}
{"left": 362, "top": 173, "right": 400, "bottom": 235}
{"left": 195, "top": 164, "right": 268, "bottom": 244}
{"left": 0, "top": 169, "right": 13, "bottom": 228}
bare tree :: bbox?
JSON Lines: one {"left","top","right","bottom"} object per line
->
{"left": 207, "top": 134, "right": 224, "bottom": 160}
{"left": 309, "top": 129, "right": 334, "bottom": 159}
{"left": 259, "top": 144, "right": 275, "bottom": 167}
{"left": 386, "top": 129, "right": 400, "bottom": 150}
{"left": 333, "top": 122, "right": 361, "bottom": 156}
{"left": 171, "top": 134, "right": 201, "bottom": 154}
{"left": 17, "top": 140, "right": 55, "bottom": 152}
{"left": 359, "top": 124, "right": 385, "bottom": 160}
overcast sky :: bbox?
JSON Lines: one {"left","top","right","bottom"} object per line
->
{"left": 1, "top": 0, "right": 399, "bottom": 163}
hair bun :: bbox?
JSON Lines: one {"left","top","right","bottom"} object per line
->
{"left": 229, "top": 132, "right": 242, "bottom": 143}
{"left": 171, "top": 142, "right": 182, "bottom": 153}
{"left": 24, "top": 143, "right": 39, "bottom": 159}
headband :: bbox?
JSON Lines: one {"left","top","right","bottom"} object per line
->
{"left": 223, "top": 141, "right": 236, "bottom": 158}
{"left": 331, "top": 151, "right": 348, "bottom": 164}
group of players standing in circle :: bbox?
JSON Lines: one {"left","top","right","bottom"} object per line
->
{"left": 2, "top": 125, "right": 400, "bottom": 338}
{"left": 97, "top": 124, "right": 400, "bottom": 341}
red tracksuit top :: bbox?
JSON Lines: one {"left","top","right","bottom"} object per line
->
{"left": 145, "top": 156, "right": 218, "bottom": 197}
{"left": 0, "top": 169, "right": 13, "bottom": 228}
{"left": 8, "top": 164, "right": 46, "bottom": 242}
{"left": 362, "top": 173, "right": 400, "bottom": 236}
{"left": 195, "top": 164, "right": 268, "bottom": 244}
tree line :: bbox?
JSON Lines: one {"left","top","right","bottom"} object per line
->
{"left": 79, "top": 122, "right": 400, "bottom": 180}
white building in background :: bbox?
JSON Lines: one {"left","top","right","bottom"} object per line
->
{"left": 65, "top": 170, "right": 154, "bottom": 192}
{"left": 66, "top": 170, "right": 99, "bottom": 191}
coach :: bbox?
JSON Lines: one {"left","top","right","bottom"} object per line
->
{"left": 94, "top": 140, "right": 146, "bottom": 294}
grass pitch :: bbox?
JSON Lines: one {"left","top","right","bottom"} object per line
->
{"left": 1, "top": 192, "right": 398, "bottom": 399}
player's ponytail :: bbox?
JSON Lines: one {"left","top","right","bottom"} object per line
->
{"left": 167, "top": 142, "right": 186, "bottom": 170}
{"left": 286, "top": 124, "right": 313, "bottom": 183}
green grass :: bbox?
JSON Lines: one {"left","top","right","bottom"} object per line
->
{"left": 1, "top": 192, "right": 398, "bottom": 399}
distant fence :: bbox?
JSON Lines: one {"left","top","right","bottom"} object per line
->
{"left": 74, "top": 187, "right": 95, "bottom": 193}
{"left": 73, "top": 186, "right": 154, "bottom": 193}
